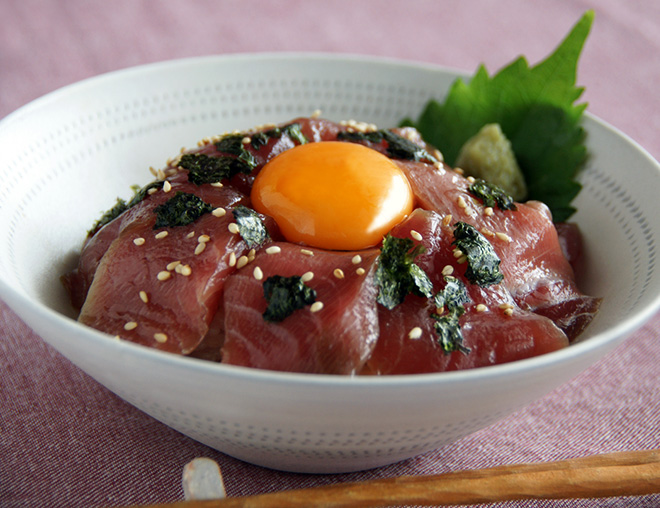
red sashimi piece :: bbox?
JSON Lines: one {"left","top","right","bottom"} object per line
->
{"left": 221, "top": 243, "right": 380, "bottom": 374}
{"left": 62, "top": 171, "right": 250, "bottom": 309}
{"left": 395, "top": 160, "right": 601, "bottom": 340}
{"left": 364, "top": 209, "right": 569, "bottom": 375}
{"left": 365, "top": 295, "right": 569, "bottom": 375}
{"left": 77, "top": 193, "right": 279, "bottom": 355}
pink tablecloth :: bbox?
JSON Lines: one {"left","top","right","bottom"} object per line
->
{"left": 1, "top": 1, "right": 659, "bottom": 507}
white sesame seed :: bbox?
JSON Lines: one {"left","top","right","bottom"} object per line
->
{"left": 455, "top": 167, "right": 464, "bottom": 175}
{"left": 253, "top": 266, "right": 263, "bottom": 280}
{"left": 481, "top": 227, "right": 495, "bottom": 237}
{"left": 198, "top": 234, "right": 210, "bottom": 243}
{"left": 310, "top": 301, "right": 324, "bottom": 313}
{"left": 186, "top": 231, "right": 195, "bottom": 239}
{"left": 124, "top": 321, "right": 138, "bottom": 331}
{"left": 212, "top": 207, "right": 226, "bottom": 217}
{"left": 228, "top": 252, "right": 237, "bottom": 267}
{"left": 333, "top": 268, "right": 345, "bottom": 279}
{"left": 133, "top": 237, "right": 145, "bottom": 246}
{"left": 457, "top": 255, "right": 468, "bottom": 264}
{"left": 194, "top": 242, "right": 206, "bottom": 255}
{"left": 166, "top": 260, "right": 181, "bottom": 271}
{"left": 228, "top": 223, "right": 240, "bottom": 234}
{"left": 466, "top": 176, "right": 476, "bottom": 184}
{"left": 242, "top": 136, "right": 251, "bottom": 144}
{"left": 163, "top": 180, "right": 172, "bottom": 193}
{"left": 504, "top": 307, "right": 514, "bottom": 316}
{"left": 484, "top": 207, "right": 494, "bottom": 216}
{"left": 266, "top": 245, "right": 282, "bottom": 255}
{"left": 155, "top": 231, "right": 169, "bottom": 239}
{"left": 410, "top": 230, "right": 423, "bottom": 241}
{"left": 442, "top": 265, "right": 454, "bottom": 276}
{"left": 356, "top": 267, "right": 366, "bottom": 276}
{"left": 499, "top": 303, "right": 514, "bottom": 310}
{"left": 180, "top": 265, "right": 192, "bottom": 276}
{"left": 211, "top": 182, "right": 224, "bottom": 188}
{"left": 301, "top": 271, "right": 314, "bottom": 282}
{"left": 139, "top": 291, "right": 149, "bottom": 303}
{"left": 248, "top": 249, "right": 256, "bottom": 262}
{"left": 236, "top": 255, "right": 249, "bottom": 269}
{"left": 157, "top": 271, "right": 171, "bottom": 281}
{"left": 496, "top": 232, "right": 512, "bottom": 242}
{"left": 408, "top": 327, "right": 423, "bottom": 340}
{"left": 300, "top": 249, "right": 314, "bottom": 256}
{"left": 476, "top": 304, "right": 488, "bottom": 312}
{"left": 154, "top": 333, "right": 168, "bottom": 343}
{"left": 442, "top": 214, "right": 453, "bottom": 226}
{"left": 351, "top": 254, "right": 362, "bottom": 265}
{"left": 147, "top": 187, "right": 158, "bottom": 196}
{"left": 453, "top": 248, "right": 464, "bottom": 258}
{"left": 457, "top": 196, "right": 467, "bottom": 208}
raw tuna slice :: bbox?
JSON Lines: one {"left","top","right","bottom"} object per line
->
{"left": 395, "top": 160, "right": 600, "bottom": 340}
{"left": 63, "top": 170, "right": 248, "bottom": 309}
{"left": 364, "top": 209, "right": 569, "bottom": 375}
{"left": 77, "top": 183, "right": 278, "bottom": 355}
{"left": 222, "top": 243, "right": 380, "bottom": 374}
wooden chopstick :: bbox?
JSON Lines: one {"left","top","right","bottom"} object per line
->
{"left": 127, "top": 448, "right": 660, "bottom": 508}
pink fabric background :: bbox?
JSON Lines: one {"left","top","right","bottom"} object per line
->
{"left": 1, "top": 1, "right": 659, "bottom": 506}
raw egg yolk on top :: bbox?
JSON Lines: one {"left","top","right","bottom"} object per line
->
{"left": 251, "top": 141, "right": 414, "bottom": 251}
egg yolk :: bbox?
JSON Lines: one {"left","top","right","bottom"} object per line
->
{"left": 251, "top": 141, "right": 414, "bottom": 250}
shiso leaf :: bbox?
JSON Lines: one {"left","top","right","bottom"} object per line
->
{"left": 403, "top": 10, "right": 594, "bottom": 222}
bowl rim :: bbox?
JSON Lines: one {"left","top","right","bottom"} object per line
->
{"left": 2, "top": 51, "right": 660, "bottom": 388}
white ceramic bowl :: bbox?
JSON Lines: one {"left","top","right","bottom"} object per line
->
{"left": 1, "top": 54, "right": 659, "bottom": 473}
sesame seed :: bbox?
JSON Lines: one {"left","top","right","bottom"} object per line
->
{"left": 198, "top": 234, "right": 210, "bottom": 243}
{"left": 481, "top": 227, "right": 495, "bottom": 237}
{"left": 124, "top": 321, "right": 138, "bottom": 331}
{"left": 300, "top": 249, "right": 314, "bottom": 256}
{"left": 453, "top": 248, "right": 464, "bottom": 258}
{"left": 212, "top": 207, "right": 226, "bottom": 217}
{"left": 333, "top": 268, "right": 345, "bottom": 279}
{"left": 408, "top": 327, "right": 423, "bottom": 340}
{"left": 499, "top": 303, "right": 514, "bottom": 310}
{"left": 266, "top": 245, "right": 281, "bottom": 255}
{"left": 228, "top": 223, "right": 240, "bottom": 234}
{"left": 242, "top": 136, "right": 251, "bottom": 144}
{"left": 457, "top": 255, "right": 468, "bottom": 264}
{"left": 356, "top": 267, "right": 366, "bottom": 276}
{"left": 310, "top": 301, "right": 324, "bottom": 313}
{"left": 166, "top": 260, "right": 181, "bottom": 271}
{"left": 186, "top": 231, "right": 195, "bottom": 239}
{"left": 180, "top": 264, "right": 192, "bottom": 276}
{"left": 351, "top": 254, "right": 362, "bottom": 265}
{"left": 163, "top": 180, "right": 172, "bottom": 193}
{"left": 236, "top": 255, "right": 249, "bottom": 269}
{"left": 147, "top": 187, "right": 158, "bottom": 196}
{"left": 228, "top": 252, "right": 237, "bottom": 267}
{"left": 442, "top": 265, "right": 454, "bottom": 276}
{"left": 247, "top": 249, "right": 256, "bottom": 262}
{"left": 457, "top": 196, "right": 467, "bottom": 209}
{"left": 410, "top": 230, "right": 423, "bottom": 241}
{"left": 311, "top": 109, "right": 322, "bottom": 118}
{"left": 455, "top": 167, "right": 464, "bottom": 175}
{"left": 504, "top": 308, "right": 514, "bottom": 316}
{"left": 253, "top": 266, "right": 263, "bottom": 280}
{"left": 496, "top": 232, "right": 512, "bottom": 242}
{"left": 301, "top": 271, "right": 314, "bottom": 282}
{"left": 476, "top": 304, "right": 488, "bottom": 312}
{"left": 155, "top": 231, "right": 169, "bottom": 239}
{"left": 433, "top": 161, "right": 443, "bottom": 170}
{"left": 484, "top": 207, "right": 494, "bottom": 216}
{"left": 194, "top": 243, "right": 206, "bottom": 255}
{"left": 211, "top": 182, "right": 224, "bottom": 188}
{"left": 139, "top": 291, "right": 149, "bottom": 303}
{"left": 133, "top": 237, "right": 145, "bottom": 246}
{"left": 442, "top": 214, "right": 453, "bottom": 226}
{"left": 157, "top": 270, "right": 171, "bottom": 281}
{"left": 466, "top": 176, "right": 476, "bottom": 184}
{"left": 154, "top": 333, "right": 168, "bottom": 343}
